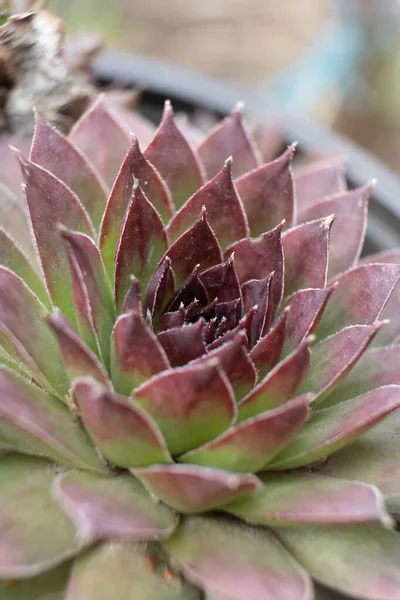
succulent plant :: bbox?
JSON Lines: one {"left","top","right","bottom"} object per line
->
{"left": 1, "top": 98, "right": 400, "bottom": 600}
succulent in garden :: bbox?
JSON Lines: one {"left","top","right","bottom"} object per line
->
{"left": 1, "top": 97, "right": 400, "bottom": 600}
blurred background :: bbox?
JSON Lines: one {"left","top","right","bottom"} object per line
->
{"left": 49, "top": 0, "right": 400, "bottom": 173}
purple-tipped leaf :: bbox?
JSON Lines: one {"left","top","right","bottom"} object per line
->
{"left": 317, "top": 263, "right": 400, "bottom": 338}
{"left": 268, "top": 385, "right": 400, "bottom": 470}
{"left": 18, "top": 155, "right": 94, "bottom": 324}
{"left": 158, "top": 320, "right": 207, "bottom": 367}
{"left": 282, "top": 287, "right": 334, "bottom": 357}
{"left": 144, "top": 101, "right": 205, "bottom": 209}
{"left": 111, "top": 311, "right": 170, "bottom": 396}
{"left": 361, "top": 249, "right": 400, "bottom": 346}
{"left": 238, "top": 341, "right": 311, "bottom": 422}
{"left": 326, "top": 346, "right": 400, "bottom": 406}
{"left": 300, "top": 184, "right": 371, "bottom": 278}
{"left": 198, "top": 105, "right": 261, "bottom": 179}
{"left": 204, "top": 331, "right": 256, "bottom": 401}
{"left": 133, "top": 359, "right": 235, "bottom": 455}
{"left": 120, "top": 275, "right": 141, "bottom": 315}
{"left": 294, "top": 156, "right": 346, "bottom": 214}
{"left": 74, "top": 378, "right": 171, "bottom": 468}
{"left": 300, "top": 323, "right": 383, "bottom": 405}
{"left": 236, "top": 145, "right": 295, "bottom": 236}
{"left": 54, "top": 471, "right": 177, "bottom": 542}
{"left": 181, "top": 395, "right": 310, "bottom": 472}
{"left": 226, "top": 472, "right": 390, "bottom": 526}
{"left": 143, "top": 256, "right": 175, "bottom": 321}
{"left": 164, "top": 208, "right": 222, "bottom": 287}
{"left": 167, "top": 160, "right": 248, "bottom": 250}
{"left": 31, "top": 118, "right": 108, "bottom": 229}
{"left": 100, "top": 137, "right": 173, "bottom": 282}
{"left": 114, "top": 183, "right": 167, "bottom": 311}
{"left": 227, "top": 222, "right": 284, "bottom": 319}
{"left": 242, "top": 274, "right": 273, "bottom": 345}
{"left": 250, "top": 309, "right": 287, "bottom": 380}
{"left": 135, "top": 464, "right": 260, "bottom": 513}
{"left": 199, "top": 255, "right": 241, "bottom": 304}
{"left": 282, "top": 217, "right": 333, "bottom": 299}
{"left": 70, "top": 96, "right": 131, "bottom": 188}
{"left": 166, "top": 516, "right": 312, "bottom": 600}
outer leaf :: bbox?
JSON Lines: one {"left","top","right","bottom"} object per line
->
{"left": 0, "top": 562, "right": 69, "bottom": 600}
{"left": 282, "top": 216, "right": 333, "bottom": 299}
{"left": 325, "top": 346, "right": 400, "bottom": 406}
{"left": 111, "top": 311, "right": 170, "bottom": 396}
{"left": 167, "top": 160, "right": 248, "bottom": 250}
{"left": 198, "top": 105, "right": 261, "bottom": 179}
{"left": 361, "top": 249, "right": 400, "bottom": 347}
{"left": 0, "top": 455, "right": 81, "bottom": 578}
{"left": 54, "top": 471, "right": 177, "bottom": 542}
{"left": 226, "top": 222, "right": 284, "bottom": 319}
{"left": 226, "top": 473, "right": 390, "bottom": 526}
{"left": 282, "top": 288, "right": 333, "bottom": 357}
{"left": 166, "top": 516, "right": 312, "bottom": 600}
{"left": 317, "top": 263, "right": 400, "bottom": 339}
{"left": 135, "top": 464, "right": 260, "bottom": 513}
{"left": 66, "top": 542, "right": 200, "bottom": 600}
{"left": 0, "top": 183, "right": 35, "bottom": 260}
{"left": 294, "top": 156, "right": 346, "bottom": 214}
{"left": 181, "top": 396, "right": 310, "bottom": 472}
{"left": 277, "top": 525, "right": 400, "bottom": 600}
{"left": 300, "top": 184, "right": 371, "bottom": 278}
{"left": 114, "top": 182, "right": 167, "bottom": 310}
{"left": 70, "top": 96, "right": 131, "bottom": 188}
{"left": 0, "top": 367, "right": 105, "bottom": 471}
{"left": 47, "top": 311, "right": 109, "bottom": 386}
{"left": 268, "top": 385, "right": 400, "bottom": 470}
{"left": 100, "top": 138, "right": 172, "bottom": 283}
{"left": 18, "top": 155, "right": 94, "bottom": 324}
{"left": 144, "top": 101, "right": 205, "bottom": 209}
{"left": 164, "top": 208, "right": 222, "bottom": 287}
{"left": 61, "top": 229, "right": 115, "bottom": 368}
{"left": 0, "top": 227, "right": 50, "bottom": 309}
{"left": 250, "top": 309, "right": 288, "bottom": 381}
{"left": 158, "top": 320, "right": 207, "bottom": 367}
{"left": 31, "top": 118, "right": 108, "bottom": 229}
{"left": 327, "top": 432, "right": 400, "bottom": 514}
{"left": 74, "top": 378, "right": 171, "bottom": 468}
{"left": 235, "top": 145, "right": 295, "bottom": 236}
{"left": 300, "top": 324, "right": 383, "bottom": 405}
{"left": 238, "top": 342, "right": 311, "bottom": 422}
{"left": 0, "top": 267, "right": 68, "bottom": 394}
{"left": 133, "top": 359, "right": 236, "bottom": 455}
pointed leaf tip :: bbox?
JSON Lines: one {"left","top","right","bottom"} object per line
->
{"left": 168, "top": 160, "right": 248, "bottom": 251}
{"left": 145, "top": 101, "right": 205, "bottom": 210}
